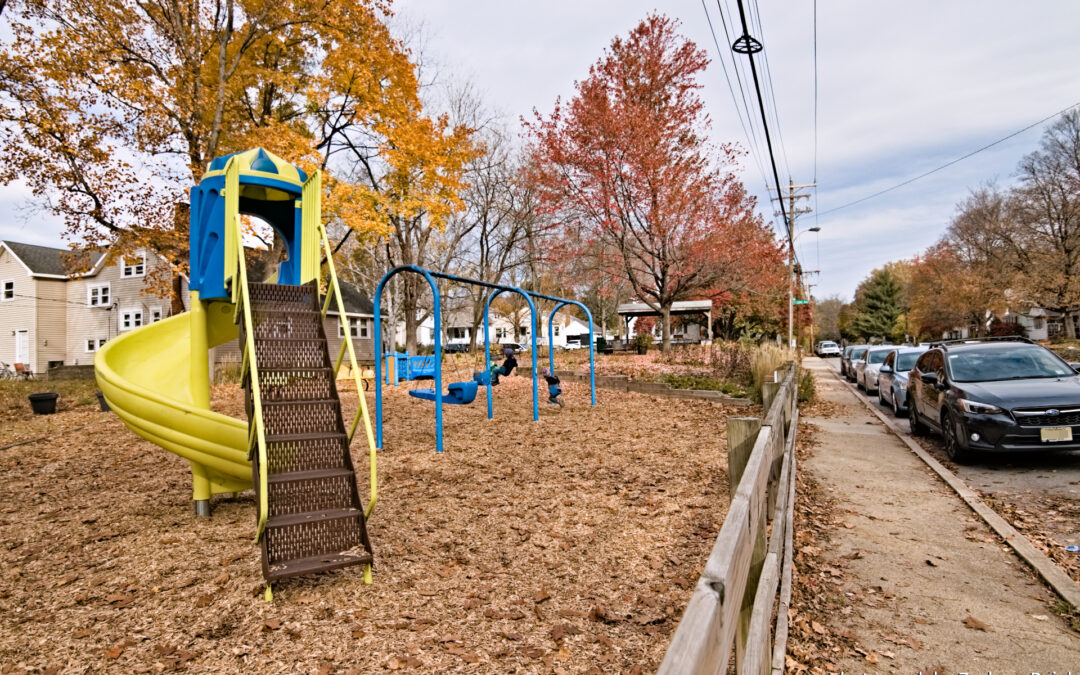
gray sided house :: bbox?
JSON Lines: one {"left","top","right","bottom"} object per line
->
{"left": 0, "top": 240, "right": 186, "bottom": 375}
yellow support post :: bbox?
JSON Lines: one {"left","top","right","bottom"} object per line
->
{"left": 316, "top": 220, "right": 378, "bottom": 519}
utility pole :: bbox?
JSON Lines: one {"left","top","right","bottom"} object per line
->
{"left": 770, "top": 179, "right": 814, "bottom": 349}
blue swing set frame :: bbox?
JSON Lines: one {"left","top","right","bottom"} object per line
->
{"left": 373, "top": 265, "right": 597, "bottom": 453}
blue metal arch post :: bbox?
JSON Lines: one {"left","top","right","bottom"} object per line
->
{"left": 374, "top": 265, "right": 541, "bottom": 454}
{"left": 483, "top": 288, "right": 540, "bottom": 421}
{"left": 542, "top": 298, "right": 596, "bottom": 406}
{"left": 374, "top": 265, "right": 444, "bottom": 452}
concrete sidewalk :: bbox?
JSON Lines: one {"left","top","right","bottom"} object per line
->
{"left": 801, "top": 357, "right": 1078, "bottom": 672}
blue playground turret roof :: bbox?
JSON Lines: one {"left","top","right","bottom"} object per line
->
{"left": 201, "top": 148, "right": 308, "bottom": 198}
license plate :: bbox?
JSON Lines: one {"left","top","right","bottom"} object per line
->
{"left": 1041, "top": 427, "right": 1073, "bottom": 443}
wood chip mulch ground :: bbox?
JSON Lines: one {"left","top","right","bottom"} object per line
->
{"left": 0, "top": 376, "right": 737, "bottom": 673}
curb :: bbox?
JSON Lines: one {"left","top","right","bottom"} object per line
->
{"left": 813, "top": 359, "right": 1080, "bottom": 610}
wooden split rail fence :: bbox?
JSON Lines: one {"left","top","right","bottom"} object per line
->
{"left": 659, "top": 363, "right": 799, "bottom": 675}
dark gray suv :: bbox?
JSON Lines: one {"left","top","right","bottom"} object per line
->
{"left": 908, "top": 337, "right": 1080, "bottom": 462}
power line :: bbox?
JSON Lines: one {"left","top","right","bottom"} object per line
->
{"left": 729, "top": 0, "right": 791, "bottom": 243}
{"left": 749, "top": 0, "right": 792, "bottom": 182}
{"left": 818, "top": 100, "right": 1080, "bottom": 217}
{"left": 713, "top": 0, "right": 771, "bottom": 181}
{"left": 700, "top": 0, "right": 771, "bottom": 195}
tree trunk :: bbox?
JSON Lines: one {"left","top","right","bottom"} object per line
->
{"left": 403, "top": 275, "right": 420, "bottom": 354}
{"left": 661, "top": 305, "right": 672, "bottom": 352}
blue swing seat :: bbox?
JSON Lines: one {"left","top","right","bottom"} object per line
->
{"left": 408, "top": 380, "right": 479, "bottom": 405}
{"left": 473, "top": 370, "right": 491, "bottom": 385}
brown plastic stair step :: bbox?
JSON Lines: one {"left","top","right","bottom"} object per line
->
{"left": 248, "top": 308, "right": 323, "bottom": 341}
{"left": 267, "top": 468, "right": 356, "bottom": 517}
{"left": 251, "top": 337, "right": 331, "bottom": 370}
{"left": 263, "top": 508, "right": 369, "bottom": 574}
{"left": 260, "top": 399, "right": 342, "bottom": 437}
{"left": 263, "top": 432, "right": 350, "bottom": 474}
{"left": 248, "top": 281, "right": 320, "bottom": 308}
{"left": 265, "top": 550, "right": 373, "bottom": 582}
{"left": 257, "top": 367, "right": 336, "bottom": 402}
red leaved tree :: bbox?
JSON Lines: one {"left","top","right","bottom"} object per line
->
{"left": 524, "top": 14, "right": 771, "bottom": 351}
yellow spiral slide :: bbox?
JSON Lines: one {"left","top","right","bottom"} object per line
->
{"left": 95, "top": 293, "right": 253, "bottom": 511}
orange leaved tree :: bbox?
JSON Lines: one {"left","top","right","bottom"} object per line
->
{"left": 524, "top": 14, "right": 773, "bottom": 351}
{"left": 0, "top": 0, "right": 475, "bottom": 302}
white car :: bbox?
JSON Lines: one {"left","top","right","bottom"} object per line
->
{"left": 816, "top": 340, "right": 841, "bottom": 357}
{"left": 856, "top": 346, "right": 894, "bottom": 394}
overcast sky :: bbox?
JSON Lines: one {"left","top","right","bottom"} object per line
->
{"left": 3, "top": 1, "right": 1080, "bottom": 301}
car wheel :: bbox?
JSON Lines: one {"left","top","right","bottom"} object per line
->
{"left": 910, "top": 399, "right": 928, "bottom": 437}
{"left": 941, "top": 409, "right": 971, "bottom": 463}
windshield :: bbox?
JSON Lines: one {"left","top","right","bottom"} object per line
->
{"left": 896, "top": 353, "right": 922, "bottom": 371}
{"left": 851, "top": 348, "right": 867, "bottom": 360}
{"left": 867, "top": 350, "right": 888, "bottom": 364}
{"left": 946, "top": 346, "right": 1075, "bottom": 382}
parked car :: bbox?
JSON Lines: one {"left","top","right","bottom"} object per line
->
{"left": 816, "top": 340, "right": 841, "bottom": 357}
{"left": 856, "top": 346, "right": 894, "bottom": 393}
{"left": 908, "top": 337, "right": 1080, "bottom": 462}
{"left": 444, "top": 342, "right": 471, "bottom": 353}
{"left": 877, "top": 346, "right": 929, "bottom": 416}
{"left": 841, "top": 344, "right": 868, "bottom": 378}
{"left": 846, "top": 346, "right": 869, "bottom": 382}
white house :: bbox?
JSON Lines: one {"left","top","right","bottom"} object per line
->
{"left": 0, "top": 239, "right": 188, "bottom": 374}
{"left": 403, "top": 308, "right": 593, "bottom": 350}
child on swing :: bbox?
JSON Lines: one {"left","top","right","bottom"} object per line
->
{"left": 489, "top": 346, "right": 518, "bottom": 385}
{"left": 542, "top": 368, "right": 564, "bottom": 407}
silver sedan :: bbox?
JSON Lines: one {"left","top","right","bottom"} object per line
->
{"left": 856, "top": 346, "right": 894, "bottom": 394}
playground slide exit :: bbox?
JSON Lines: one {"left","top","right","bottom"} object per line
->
{"left": 95, "top": 293, "right": 252, "bottom": 504}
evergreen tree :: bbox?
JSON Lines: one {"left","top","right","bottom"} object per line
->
{"left": 852, "top": 268, "right": 904, "bottom": 339}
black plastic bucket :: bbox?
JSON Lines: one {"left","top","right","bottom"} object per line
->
{"left": 96, "top": 391, "right": 111, "bottom": 412}
{"left": 28, "top": 392, "right": 59, "bottom": 415}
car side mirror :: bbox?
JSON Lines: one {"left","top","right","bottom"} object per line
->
{"left": 1070, "top": 362, "right": 1080, "bottom": 373}
{"left": 920, "top": 372, "right": 938, "bottom": 386}
{"left": 880, "top": 365, "right": 892, "bottom": 373}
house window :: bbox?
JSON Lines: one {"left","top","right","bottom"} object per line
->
{"left": 1034, "top": 317, "right": 1045, "bottom": 330}
{"left": 496, "top": 327, "right": 508, "bottom": 340}
{"left": 120, "top": 310, "right": 143, "bottom": 331}
{"left": 449, "top": 327, "right": 468, "bottom": 340}
{"left": 359, "top": 319, "right": 370, "bottom": 338}
{"left": 85, "top": 338, "right": 107, "bottom": 352}
{"left": 121, "top": 255, "right": 146, "bottom": 278}
{"left": 1, "top": 280, "right": 12, "bottom": 301}
{"left": 150, "top": 307, "right": 163, "bottom": 323}
{"left": 88, "top": 284, "right": 110, "bottom": 307}
{"left": 553, "top": 325, "right": 560, "bottom": 336}
{"left": 339, "top": 319, "right": 360, "bottom": 339}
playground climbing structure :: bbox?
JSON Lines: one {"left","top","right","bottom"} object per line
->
{"left": 95, "top": 148, "right": 376, "bottom": 595}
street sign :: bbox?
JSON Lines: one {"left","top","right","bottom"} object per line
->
{"left": 792, "top": 299, "right": 810, "bottom": 305}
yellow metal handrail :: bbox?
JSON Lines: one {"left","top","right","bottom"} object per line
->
{"left": 317, "top": 222, "right": 378, "bottom": 519}
{"left": 222, "top": 158, "right": 270, "bottom": 541}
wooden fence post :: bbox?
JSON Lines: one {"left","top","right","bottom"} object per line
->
{"left": 727, "top": 417, "right": 762, "bottom": 499}
{"left": 761, "top": 381, "right": 780, "bottom": 412}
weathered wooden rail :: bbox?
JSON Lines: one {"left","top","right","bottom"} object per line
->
{"left": 659, "top": 363, "right": 799, "bottom": 675}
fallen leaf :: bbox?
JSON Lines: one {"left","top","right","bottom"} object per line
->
{"left": 1032, "top": 614, "right": 1049, "bottom": 621}
{"left": 262, "top": 619, "right": 281, "bottom": 632}
{"left": 316, "top": 663, "right": 333, "bottom": 675}
{"left": 534, "top": 590, "right": 551, "bottom": 604}
{"left": 195, "top": 594, "right": 214, "bottom": 608}
{"left": 963, "top": 616, "right": 988, "bottom": 631}
{"left": 811, "top": 621, "right": 826, "bottom": 634}
{"left": 213, "top": 572, "right": 230, "bottom": 585}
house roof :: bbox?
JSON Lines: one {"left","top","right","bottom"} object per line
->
{"left": 617, "top": 300, "right": 713, "bottom": 316}
{"left": 1, "top": 240, "right": 105, "bottom": 278}
{"left": 328, "top": 282, "right": 387, "bottom": 318}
